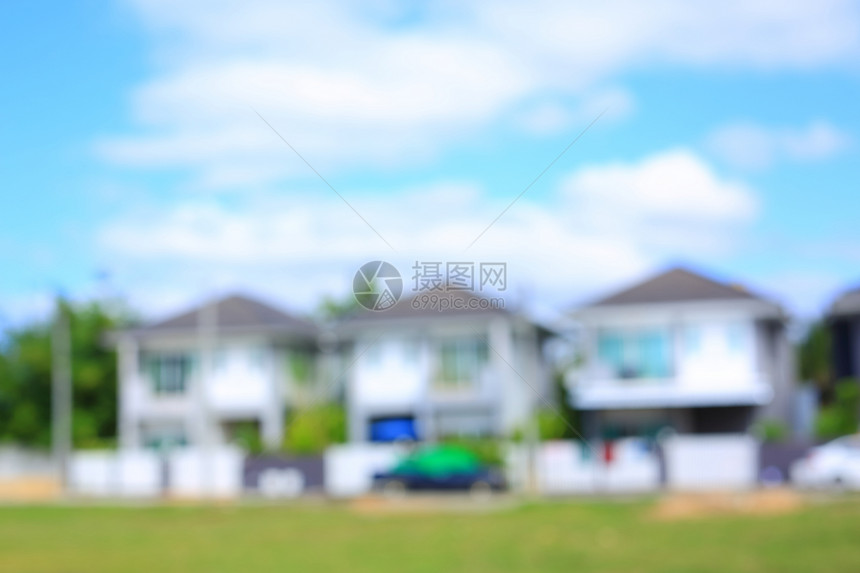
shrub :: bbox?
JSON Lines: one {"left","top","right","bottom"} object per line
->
{"left": 815, "top": 379, "right": 860, "bottom": 440}
{"left": 283, "top": 405, "right": 346, "bottom": 455}
{"left": 536, "top": 409, "right": 568, "bottom": 441}
{"left": 438, "top": 436, "right": 503, "bottom": 466}
{"left": 753, "top": 419, "right": 788, "bottom": 443}
{"left": 233, "top": 421, "right": 264, "bottom": 455}
{"left": 510, "top": 408, "right": 571, "bottom": 443}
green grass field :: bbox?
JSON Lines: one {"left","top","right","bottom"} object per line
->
{"left": 1, "top": 497, "right": 858, "bottom": 572}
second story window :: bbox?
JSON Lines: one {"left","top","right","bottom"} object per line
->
{"left": 435, "top": 337, "right": 489, "bottom": 390}
{"left": 141, "top": 352, "right": 193, "bottom": 395}
{"left": 597, "top": 328, "right": 672, "bottom": 379}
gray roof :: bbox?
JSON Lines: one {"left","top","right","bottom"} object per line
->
{"left": 830, "top": 286, "right": 860, "bottom": 316}
{"left": 586, "top": 267, "right": 767, "bottom": 307}
{"left": 133, "top": 294, "right": 317, "bottom": 338}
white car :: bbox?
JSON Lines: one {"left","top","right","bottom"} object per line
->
{"left": 791, "top": 434, "right": 860, "bottom": 490}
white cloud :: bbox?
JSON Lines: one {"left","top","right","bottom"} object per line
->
{"left": 565, "top": 149, "right": 756, "bottom": 221}
{"left": 562, "top": 149, "right": 757, "bottom": 256}
{"left": 706, "top": 120, "right": 852, "bottom": 169}
{"left": 782, "top": 122, "right": 852, "bottom": 160}
{"left": 97, "top": 149, "right": 757, "bottom": 317}
{"left": 516, "top": 103, "right": 573, "bottom": 137}
{"left": 476, "top": 0, "right": 860, "bottom": 75}
{"left": 515, "top": 88, "right": 635, "bottom": 135}
{"left": 0, "top": 292, "right": 54, "bottom": 327}
{"left": 96, "top": 0, "right": 860, "bottom": 189}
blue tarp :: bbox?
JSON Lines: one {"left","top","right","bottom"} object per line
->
{"left": 370, "top": 418, "right": 418, "bottom": 442}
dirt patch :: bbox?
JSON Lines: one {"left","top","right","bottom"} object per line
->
{"left": 0, "top": 477, "right": 61, "bottom": 502}
{"left": 651, "top": 488, "right": 804, "bottom": 521}
{"left": 349, "top": 493, "right": 513, "bottom": 515}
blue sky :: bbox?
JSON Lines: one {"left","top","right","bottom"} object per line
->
{"left": 1, "top": 0, "right": 859, "bottom": 323}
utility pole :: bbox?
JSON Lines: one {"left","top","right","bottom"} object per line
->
{"left": 51, "top": 297, "right": 72, "bottom": 492}
{"left": 197, "top": 297, "right": 218, "bottom": 497}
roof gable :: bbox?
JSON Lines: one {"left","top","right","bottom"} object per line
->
{"left": 587, "top": 267, "right": 764, "bottom": 307}
{"left": 830, "top": 286, "right": 860, "bottom": 316}
{"left": 141, "top": 294, "right": 317, "bottom": 336}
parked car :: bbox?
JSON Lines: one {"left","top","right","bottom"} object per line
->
{"left": 373, "top": 444, "right": 505, "bottom": 496}
{"left": 791, "top": 434, "right": 860, "bottom": 489}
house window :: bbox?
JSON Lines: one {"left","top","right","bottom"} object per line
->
{"left": 141, "top": 352, "right": 193, "bottom": 395}
{"left": 435, "top": 337, "right": 489, "bottom": 389}
{"left": 597, "top": 328, "right": 672, "bottom": 379}
{"left": 434, "top": 410, "right": 494, "bottom": 438}
{"left": 142, "top": 426, "right": 188, "bottom": 451}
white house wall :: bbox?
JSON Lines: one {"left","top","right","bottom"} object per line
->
{"left": 572, "top": 302, "right": 782, "bottom": 411}
{"left": 345, "top": 317, "right": 546, "bottom": 441}
{"left": 675, "top": 320, "right": 757, "bottom": 389}
{"left": 353, "top": 336, "right": 425, "bottom": 412}
{"left": 118, "top": 334, "right": 292, "bottom": 450}
{"left": 208, "top": 345, "right": 272, "bottom": 415}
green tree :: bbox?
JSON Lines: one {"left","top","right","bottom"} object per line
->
{"left": 282, "top": 405, "right": 347, "bottom": 455}
{"left": 0, "top": 299, "right": 129, "bottom": 449}
{"left": 753, "top": 418, "right": 789, "bottom": 443}
{"left": 798, "top": 321, "right": 831, "bottom": 390}
{"left": 316, "top": 293, "right": 361, "bottom": 320}
{"left": 510, "top": 368, "right": 580, "bottom": 443}
{"left": 232, "top": 421, "right": 264, "bottom": 456}
{"left": 552, "top": 369, "right": 580, "bottom": 439}
{"left": 815, "top": 379, "right": 860, "bottom": 440}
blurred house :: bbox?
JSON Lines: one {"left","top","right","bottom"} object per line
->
{"left": 565, "top": 267, "right": 794, "bottom": 439}
{"left": 827, "top": 286, "right": 860, "bottom": 381}
{"left": 113, "top": 294, "right": 318, "bottom": 451}
{"left": 113, "top": 290, "right": 553, "bottom": 453}
{"left": 330, "top": 291, "right": 553, "bottom": 442}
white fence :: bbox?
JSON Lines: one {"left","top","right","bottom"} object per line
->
{"left": 62, "top": 435, "right": 761, "bottom": 499}
{"left": 69, "top": 447, "right": 244, "bottom": 498}
{"left": 510, "top": 435, "right": 759, "bottom": 495}
{"left": 663, "top": 434, "right": 758, "bottom": 491}
{"left": 324, "top": 443, "right": 407, "bottom": 497}
{"left": 168, "top": 447, "right": 243, "bottom": 498}
{"left": 0, "top": 447, "right": 55, "bottom": 479}
{"left": 515, "top": 439, "right": 661, "bottom": 495}
{"left": 322, "top": 439, "right": 662, "bottom": 497}
{"left": 70, "top": 450, "right": 161, "bottom": 497}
